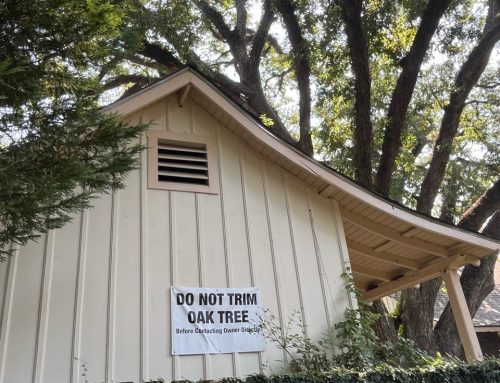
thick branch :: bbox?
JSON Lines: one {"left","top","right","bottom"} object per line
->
{"left": 138, "top": 41, "right": 183, "bottom": 70}
{"left": 247, "top": 29, "right": 284, "bottom": 54}
{"left": 193, "top": 0, "right": 233, "bottom": 43}
{"left": 274, "top": 0, "right": 313, "bottom": 156}
{"left": 375, "top": 0, "right": 452, "bottom": 196}
{"left": 459, "top": 178, "right": 500, "bottom": 231}
{"left": 249, "top": 0, "right": 274, "bottom": 70}
{"left": 339, "top": 0, "right": 373, "bottom": 189}
{"left": 417, "top": 8, "right": 500, "bottom": 214}
{"left": 190, "top": 1, "right": 295, "bottom": 147}
{"left": 193, "top": 0, "right": 247, "bottom": 74}
{"left": 235, "top": 0, "right": 248, "bottom": 42}
{"left": 102, "top": 74, "right": 152, "bottom": 91}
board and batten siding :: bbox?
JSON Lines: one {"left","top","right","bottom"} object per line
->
{"left": 0, "top": 94, "right": 353, "bottom": 383}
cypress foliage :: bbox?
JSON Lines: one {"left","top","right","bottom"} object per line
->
{"left": 0, "top": 0, "right": 146, "bottom": 258}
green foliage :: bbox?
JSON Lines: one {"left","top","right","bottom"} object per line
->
{"left": 177, "top": 358, "right": 500, "bottom": 383}
{"left": 0, "top": 0, "right": 146, "bottom": 258}
{"left": 260, "top": 272, "right": 435, "bottom": 375}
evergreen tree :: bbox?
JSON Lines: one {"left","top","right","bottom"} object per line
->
{"left": 0, "top": 0, "right": 146, "bottom": 259}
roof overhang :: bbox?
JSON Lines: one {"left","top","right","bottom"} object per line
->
{"left": 104, "top": 68, "right": 500, "bottom": 302}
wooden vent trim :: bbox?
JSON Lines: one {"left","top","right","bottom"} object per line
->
{"left": 147, "top": 131, "right": 219, "bottom": 194}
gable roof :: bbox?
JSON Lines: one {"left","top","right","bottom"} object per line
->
{"left": 104, "top": 67, "right": 500, "bottom": 302}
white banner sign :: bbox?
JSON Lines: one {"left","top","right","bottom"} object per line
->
{"left": 171, "top": 286, "right": 265, "bottom": 355}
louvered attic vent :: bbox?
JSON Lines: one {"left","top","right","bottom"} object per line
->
{"left": 157, "top": 142, "right": 209, "bottom": 186}
{"left": 147, "top": 131, "right": 219, "bottom": 194}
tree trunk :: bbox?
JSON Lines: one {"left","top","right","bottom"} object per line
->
{"left": 369, "top": 299, "right": 398, "bottom": 343}
{"left": 434, "top": 211, "right": 500, "bottom": 357}
{"left": 275, "top": 0, "right": 314, "bottom": 156}
{"left": 438, "top": 166, "right": 461, "bottom": 223}
{"left": 400, "top": 278, "right": 442, "bottom": 353}
{"left": 375, "top": 0, "right": 452, "bottom": 196}
{"left": 338, "top": 0, "right": 373, "bottom": 189}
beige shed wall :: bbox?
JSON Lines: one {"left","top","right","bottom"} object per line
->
{"left": 0, "top": 94, "right": 353, "bottom": 383}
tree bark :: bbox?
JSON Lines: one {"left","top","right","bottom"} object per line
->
{"left": 190, "top": 0, "right": 303, "bottom": 148}
{"left": 375, "top": 0, "right": 452, "bottom": 196}
{"left": 434, "top": 211, "right": 500, "bottom": 357}
{"left": 400, "top": 278, "right": 442, "bottom": 353}
{"left": 438, "top": 166, "right": 461, "bottom": 223}
{"left": 274, "top": 0, "right": 313, "bottom": 156}
{"left": 338, "top": 0, "right": 373, "bottom": 189}
{"left": 369, "top": 299, "right": 398, "bottom": 343}
{"left": 417, "top": 2, "right": 500, "bottom": 214}
{"left": 192, "top": 0, "right": 317, "bottom": 154}
{"left": 459, "top": 178, "right": 500, "bottom": 231}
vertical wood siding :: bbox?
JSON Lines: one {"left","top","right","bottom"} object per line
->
{"left": 0, "top": 95, "right": 352, "bottom": 383}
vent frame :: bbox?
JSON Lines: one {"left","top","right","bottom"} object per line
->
{"left": 147, "top": 131, "right": 219, "bottom": 194}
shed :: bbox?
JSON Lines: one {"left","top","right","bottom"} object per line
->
{"left": 0, "top": 68, "right": 499, "bottom": 383}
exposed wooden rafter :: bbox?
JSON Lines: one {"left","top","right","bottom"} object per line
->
{"left": 340, "top": 208, "right": 450, "bottom": 258}
{"left": 402, "top": 227, "right": 421, "bottom": 237}
{"left": 362, "top": 253, "right": 481, "bottom": 302}
{"left": 347, "top": 239, "right": 419, "bottom": 270}
{"left": 350, "top": 263, "right": 393, "bottom": 282}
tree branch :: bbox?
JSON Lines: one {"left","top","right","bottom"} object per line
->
{"left": 458, "top": 178, "right": 500, "bottom": 231}
{"left": 274, "top": 0, "right": 313, "bottom": 155}
{"left": 249, "top": 0, "right": 275, "bottom": 70}
{"left": 191, "top": 0, "right": 297, "bottom": 149}
{"left": 417, "top": 3, "right": 500, "bottom": 214}
{"left": 339, "top": 0, "right": 373, "bottom": 189}
{"left": 125, "top": 54, "right": 169, "bottom": 74}
{"left": 102, "top": 74, "right": 152, "bottom": 91}
{"left": 246, "top": 29, "right": 284, "bottom": 54}
{"left": 477, "top": 80, "right": 500, "bottom": 89}
{"left": 264, "top": 67, "right": 294, "bottom": 91}
{"left": 235, "top": 0, "right": 248, "bottom": 42}
{"left": 192, "top": 0, "right": 233, "bottom": 43}
{"left": 193, "top": 0, "right": 247, "bottom": 75}
{"left": 138, "top": 41, "right": 183, "bottom": 70}
{"left": 375, "top": 0, "right": 452, "bottom": 196}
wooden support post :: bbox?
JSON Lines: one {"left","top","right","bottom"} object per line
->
{"left": 442, "top": 269, "right": 483, "bottom": 363}
{"left": 178, "top": 84, "right": 191, "bottom": 107}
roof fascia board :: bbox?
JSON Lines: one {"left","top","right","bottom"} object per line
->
{"left": 102, "top": 69, "right": 192, "bottom": 115}
{"left": 103, "top": 68, "right": 500, "bottom": 251}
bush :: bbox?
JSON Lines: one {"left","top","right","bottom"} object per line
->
{"left": 216, "top": 359, "right": 500, "bottom": 383}
{"left": 259, "top": 272, "right": 435, "bottom": 375}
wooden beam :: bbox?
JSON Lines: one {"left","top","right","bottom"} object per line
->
{"left": 178, "top": 84, "right": 192, "bottom": 107}
{"left": 402, "top": 227, "right": 421, "bottom": 237}
{"left": 373, "top": 240, "right": 393, "bottom": 252}
{"left": 319, "top": 184, "right": 336, "bottom": 197}
{"left": 340, "top": 208, "right": 450, "bottom": 258}
{"left": 363, "top": 259, "right": 446, "bottom": 302}
{"left": 442, "top": 269, "right": 483, "bottom": 363}
{"left": 475, "top": 326, "right": 500, "bottom": 333}
{"left": 362, "top": 253, "right": 483, "bottom": 302}
{"left": 448, "top": 254, "right": 481, "bottom": 269}
{"left": 347, "top": 239, "right": 419, "bottom": 270}
{"left": 351, "top": 263, "right": 393, "bottom": 282}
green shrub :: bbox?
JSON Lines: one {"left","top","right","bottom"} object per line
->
{"left": 260, "top": 271, "right": 435, "bottom": 375}
{"left": 216, "top": 359, "right": 500, "bottom": 383}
